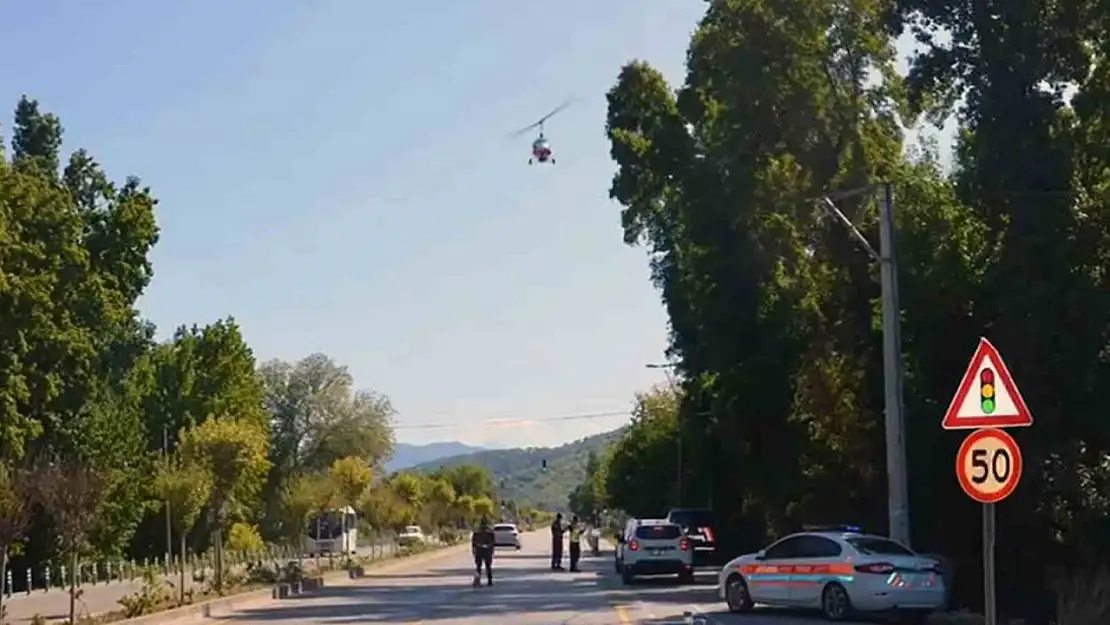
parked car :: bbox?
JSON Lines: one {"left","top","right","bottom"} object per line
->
{"left": 398, "top": 525, "right": 426, "bottom": 546}
{"left": 717, "top": 525, "right": 945, "bottom": 622}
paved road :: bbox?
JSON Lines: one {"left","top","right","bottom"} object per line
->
{"left": 220, "top": 532, "right": 863, "bottom": 624}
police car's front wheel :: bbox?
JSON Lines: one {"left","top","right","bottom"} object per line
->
{"left": 820, "top": 582, "right": 853, "bottom": 621}
{"left": 725, "top": 575, "right": 753, "bottom": 613}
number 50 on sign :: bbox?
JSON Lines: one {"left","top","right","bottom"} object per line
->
{"left": 956, "top": 428, "right": 1023, "bottom": 504}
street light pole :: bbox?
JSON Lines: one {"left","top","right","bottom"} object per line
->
{"left": 163, "top": 425, "right": 173, "bottom": 571}
{"left": 818, "top": 183, "right": 910, "bottom": 548}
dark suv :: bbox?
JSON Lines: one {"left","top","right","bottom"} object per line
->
{"left": 666, "top": 507, "right": 717, "bottom": 567}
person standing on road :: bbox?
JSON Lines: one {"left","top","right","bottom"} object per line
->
{"left": 568, "top": 516, "right": 582, "bottom": 572}
{"left": 471, "top": 517, "right": 496, "bottom": 586}
{"left": 551, "top": 513, "right": 565, "bottom": 570}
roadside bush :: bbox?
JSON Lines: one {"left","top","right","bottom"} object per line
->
{"left": 396, "top": 542, "right": 433, "bottom": 558}
{"left": 244, "top": 561, "right": 277, "bottom": 585}
{"left": 1050, "top": 567, "right": 1110, "bottom": 625}
{"left": 117, "top": 568, "right": 172, "bottom": 617}
{"left": 226, "top": 523, "right": 266, "bottom": 553}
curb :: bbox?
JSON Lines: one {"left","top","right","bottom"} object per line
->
{"left": 73, "top": 542, "right": 470, "bottom": 625}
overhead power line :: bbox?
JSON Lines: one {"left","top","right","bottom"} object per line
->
{"left": 390, "top": 410, "right": 632, "bottom": 431}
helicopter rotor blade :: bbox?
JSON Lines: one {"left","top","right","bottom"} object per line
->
{"left": 536, "top": 97, "right": 574, "bottom": 125}
{"left": 508, "top": 120, "right": 541, "bottom": 138}
{"left": 507, "top": 97, "right": 575, "bottom": 138}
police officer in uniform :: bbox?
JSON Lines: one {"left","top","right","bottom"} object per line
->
{"left": 471, "top": 517, "right": 495, "bottom": 586}
{"left": 568, "top": 515, "right": 582, "bottom": 572}
{"left": 551, "top": 513, "right": 565, "bottom": 570}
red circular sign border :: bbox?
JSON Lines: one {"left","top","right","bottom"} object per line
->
{"left": 955, "top": 427, "right": 1023, "bottom": 504}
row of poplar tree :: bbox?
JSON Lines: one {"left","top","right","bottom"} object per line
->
{"left": 586, "top": 0, "right": 1110, "bottom": 621}
{"left": 0, "top": 98, "right": 512, "bottom": 597}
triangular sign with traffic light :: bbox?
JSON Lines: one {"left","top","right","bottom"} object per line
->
{"left": 942, "top": 337, "right": 1033, "bottom": 430}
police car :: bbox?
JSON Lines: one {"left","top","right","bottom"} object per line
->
{"left": 717, "top": 525, "right": 946, "bottom": 622}
{"left": 615, "top": 518, "right": 695, "bottom": 585}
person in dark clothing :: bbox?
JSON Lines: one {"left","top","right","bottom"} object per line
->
{"left": 471, "top": 517, "right": 495, "bottom": 586}
{"left": 551, "top": 513, "right": 565, "bottom": 570}
{"left": 568, "top": 515, "right": 582, "bottom": 572}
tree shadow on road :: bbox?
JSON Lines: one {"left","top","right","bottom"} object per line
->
{"left": 219, "top": 549, "right": 762, "bottom": 624}
{"left": 220, "top": 580, "right": 621, "bottom": 623}
{"left": 220, "top": 554, "right": 624, "bottom": 623}
{"left": 636, "top": 607, "right": 840, "bottom": 625}
{"left": 369, "top": 560, "right": 570, "bottom": 581}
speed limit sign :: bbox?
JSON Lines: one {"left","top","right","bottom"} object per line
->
{"left": 956, "top": 428, "right": 1023, "bottom": 504}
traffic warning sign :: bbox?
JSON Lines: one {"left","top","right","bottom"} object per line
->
{"left": 942, "top": 338, "right": 1033, "bottom": 430}
{"left": 956, "top": 428, "right": 1023, "bottom": 504}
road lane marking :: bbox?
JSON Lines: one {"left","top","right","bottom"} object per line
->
{"left": 615, "top": 604, "right": 632, "bottom": 623}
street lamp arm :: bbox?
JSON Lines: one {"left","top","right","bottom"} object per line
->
{"left": 818, "top": 197, "right": 880, "bottom": 262}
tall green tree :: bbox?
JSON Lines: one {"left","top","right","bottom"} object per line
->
{"left": 421, "top": 476, "right": 456, "bottom": 528}
{"left": 603, "top": 386, "right": 680, "bottom": 518}
{"left": 34, "top": 461, "right": 107, "bottom": 625}
{"left": 891, "top": 0, "right": 1110, "bottom": 615}
{"left": 433, "top": 464, "right": 494, "bottom": 500}
{"left": 1, "top": 98, "right": 158, "bottom": 464}
{"left": 257, "top": 354, "right": 394, "bottom": 538}
{"left": 0, "top": 464, "right": 33, "bottom": 620}
{"left": 2, "top": 97, "right": 160, "bottom": 571}
{"left": 144, "top": 319, "right": 268, "bottom": 450}
{"left": 259, "top": 354, "right": 394, "bottom": 473}
{"left": 152, "top": 455, "right": 211, "bottom": 604}
{"left": 567, "top": 450, "right": 605, "bottom": 520}
{"left": 179, "top": 416, "right": 270, "bottom": 591}
{"left": 603, "top": 0, "right": 1110, "bottom": 619}
{"left": 134, "top": 319, "right": 267, "bottom": 554}
{"left": 11, "top": 96, "right": 63, "bottom": 175}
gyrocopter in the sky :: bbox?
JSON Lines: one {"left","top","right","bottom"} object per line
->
{"left": 510, "top": 99, "right": 574, "bottom": 165}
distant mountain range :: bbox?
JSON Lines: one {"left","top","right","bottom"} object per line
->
{"left": 407, "top": 427, "right": 628, "bottom": 511}
{"left": 385, "top": 441, "right": 491, "bottom": 472}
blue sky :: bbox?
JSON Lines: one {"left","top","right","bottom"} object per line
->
{"left": 2, "top": 1, "right": 947, "bottom": 449}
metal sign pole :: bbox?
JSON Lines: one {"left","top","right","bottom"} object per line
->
{"left": 946, "top": 337, "right": 1030, "bottom": 625}
{"left": 983, "top": 502, "right": 997, "bottom": 625}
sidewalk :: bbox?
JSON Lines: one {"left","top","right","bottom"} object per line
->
{"left": 3, "top": 543, "right": 399, "bottom": 624}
